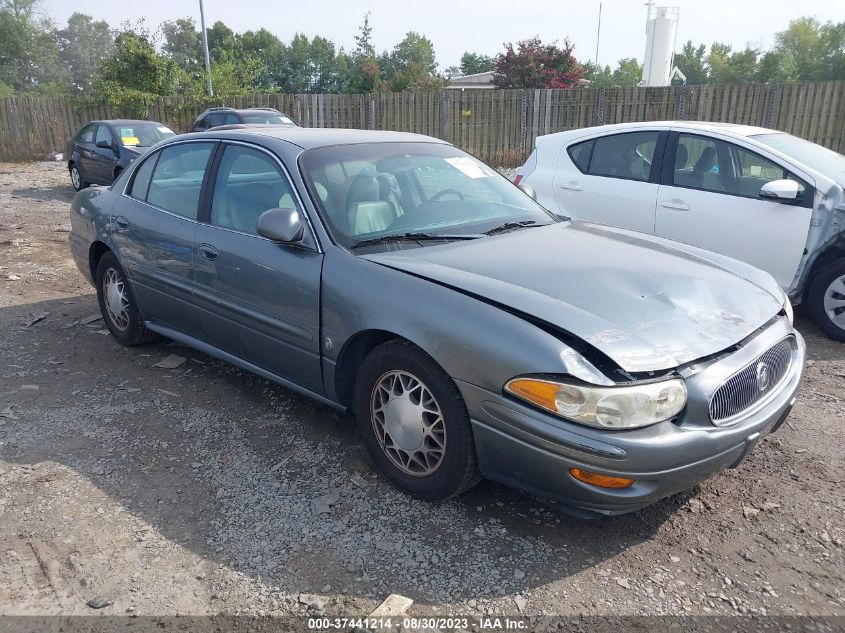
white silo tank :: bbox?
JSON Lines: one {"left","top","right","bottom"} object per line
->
{"left": 641, "top": 6, "right": 679, "bottom": 87}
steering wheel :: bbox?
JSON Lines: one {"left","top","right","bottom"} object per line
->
{"left": 429, "top": 188, "right": 465, "bottom": 202}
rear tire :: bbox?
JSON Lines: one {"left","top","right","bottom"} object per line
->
{"left": 69, "top": 163, "right": 87, "bottom": 191}
{"left": 95, "top": 251, "right": 157, "bottom": 346}
{"left": 353, "top": 340, "right": 481, "bottom": 501}
{"left": 806, "top": 260, "right": 845, "bottom": 342}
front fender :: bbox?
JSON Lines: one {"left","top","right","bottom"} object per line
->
{"left": 320, "top": 249, "right": 603, "bottom": 400}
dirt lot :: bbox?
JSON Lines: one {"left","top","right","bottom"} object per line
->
{"left": 0, "top": 162, "right": 843, "bottom": 625}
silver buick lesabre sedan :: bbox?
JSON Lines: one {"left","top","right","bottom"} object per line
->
{"left": 68, "top": 127, "right": 805, "bottom": 516}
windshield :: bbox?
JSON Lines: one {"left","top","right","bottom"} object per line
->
{"left": 751, "top": 132, "right": 845, "bottom": 178}
{"left": 299, "top": 142, "right": 556, "bottom": 249}
{"left": 241, "top": 113, "right": 296, "bottom": 126}
{"left": 113, "top": 123, "right": 175, "bottom": 148}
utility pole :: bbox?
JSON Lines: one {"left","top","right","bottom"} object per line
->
{"left": 594, "top": 2, "right": 602, "bottom": 66}
{"left": 199, "top": 0, "right": 213, "bottom": 96}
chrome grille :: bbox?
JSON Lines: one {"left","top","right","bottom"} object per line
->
{"left": 709, "top": 337, "right": 794, "bottom": 425}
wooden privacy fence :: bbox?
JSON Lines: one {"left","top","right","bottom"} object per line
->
{"left": 2, "top": 81, "right": 845, "bottom": 165}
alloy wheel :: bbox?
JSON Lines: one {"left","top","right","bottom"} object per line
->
{"left": 70, "top": 166, "right": 80, "bottom": 189}
{"left": 103, "top": 267, "right": 130, "bottom": 331}
{"left": 823, "top": 273, "right": 845, "bottom": 330}
{"left": 370, "top": 370, "right": 446, "bottom": 477}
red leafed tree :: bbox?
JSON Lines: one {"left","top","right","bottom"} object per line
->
{"left": 493, "top": 37, "right": 583, "bottom": 89}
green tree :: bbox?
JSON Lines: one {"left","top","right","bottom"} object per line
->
{"left": 348, "top": 12, "right": 382, "bottom": 93}
{"left": 55, "top": 13, "right": 113, "bottom": 95}
{"left": 161, "top": 17, "right": 202, "bottom": 74}
{"left": 456, "top": 51, "right": 496, "bottom": 76}
{"left": 755, "top": 49, "right": 798, "bottom": 82}
{"left": 673, "top": 41, "right": 707, "bottom": 84}
{"left": 611, "top": 58, "right": 642, "bottom": 87}
{"left": 94, "top": 25, "right": 182, "bottom": 112}
{"left": 581, "top": 61, "right": 613, "bottom": 87}
{"left": 775, "top": 17, "right": 824, "bottom": 80}
{"left": 384, "top": 31, "right": 443, "bottom": 91}
{"left": 0, "top": 0, "right": 67, "bottom": 92}
{"left": 493, "top": 37, "right": 583, "bottom": 89}
{"left": 240, "top": 28, "right": 286, "bottom": 90}
{"left": 706, "top": 42, "right": 732, "bottom": 83}
{"left": 718, "top": 47, "right": 759, "bottom": 83}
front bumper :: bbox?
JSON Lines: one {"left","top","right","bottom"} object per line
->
{"left": 462, "top": 318, "right": 805, "bottom": 515}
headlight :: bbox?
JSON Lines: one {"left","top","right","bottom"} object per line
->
{"left": 782, "top": 290, "right": 794, "bottom": 325}
{"left": 505, "top": 377, "right": 687, "bottom": 429}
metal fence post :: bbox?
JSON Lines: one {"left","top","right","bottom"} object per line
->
{"left": 439, "top": 90, "right": 448, "bottom": 142}
{"left": 366, "top": 93, "right": 375, "bottom": 130}
{"left": 763, "top": 83, "right": 780, "bottom": 129}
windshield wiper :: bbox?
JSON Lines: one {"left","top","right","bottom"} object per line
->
{"left": 484, "top": 220, "right": 545, "bottom": 236}
{"left": 350, "top": 232, "right": 481, "bottom": 249}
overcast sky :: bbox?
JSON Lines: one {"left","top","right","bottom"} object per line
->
{"left": 43, "top": 0, "right": 843, "bottom": 70}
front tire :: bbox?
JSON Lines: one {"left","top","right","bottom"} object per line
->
{"left": 95, "top": 252, "right": 157, "bottom": 346}
{"left": 353, "top": 340, "right": 481, "bottom": 501}
{"left": 807, "top": 260, "right": 845, "bottom": 342}
{"left": 69, "top": 163, "right": 87, "bottom": 191}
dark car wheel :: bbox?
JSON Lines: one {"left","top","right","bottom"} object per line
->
{"left": 69, "top": 163, "right": 87, "bottom": 191}
{"left": 95, "top": 252, "right": 157, "bottom": 346}
{"left": 807, "top": 260, "right": 845, "bottom": 342}
{"left": 353, "top": 340, "right": 481, "bottom": 501}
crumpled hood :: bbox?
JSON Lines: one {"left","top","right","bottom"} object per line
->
{"left": 364, "top": 221, "right": 784, "bottom": 372}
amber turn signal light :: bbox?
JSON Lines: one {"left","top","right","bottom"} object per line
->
{"left": 569, "top": 468, "right": 635, "bottom": 489}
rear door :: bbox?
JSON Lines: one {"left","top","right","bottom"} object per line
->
{"left": 553, "top": 130, "right": 666, "bottom": 234}
{"left": 191, "top": 142, "right": 324, "bottom": 392}
{"left": 111, "top": 141, "right": 216, "bottom": 331}
{"left": 654, "top": 131, "right": 814, "bottom": 289}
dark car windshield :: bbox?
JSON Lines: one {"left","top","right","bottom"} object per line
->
{"left": 240, "top": 113, "right": 296, "bottom": 126}
{"left": 299, "top": 142, "right": 556, "bottom": 249}
{"left": 112, "top": 123, "right": 176, "bottom": 148}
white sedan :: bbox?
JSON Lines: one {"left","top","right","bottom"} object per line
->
{"left": 516, "top": 121, "right": 845, "bottom": 341}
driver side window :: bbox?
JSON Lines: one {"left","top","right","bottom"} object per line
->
{"left": 210, "top": 145, "right": 298, "bottom": 235}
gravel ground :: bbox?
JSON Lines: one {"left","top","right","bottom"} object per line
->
{"left": 0, "top": 162, "right": 843, "bottom": 624}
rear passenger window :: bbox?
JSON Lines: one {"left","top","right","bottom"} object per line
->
{"left": 210, "top": 145, "right": 297, "bottom": 235}
{"left": 567, "top": 140, "right": 594, "bottom": 173}
{"left": 146, "top": 143, "right": 214, "bottom": 219}
{"left": 588, "top": 132, "right": 659, "bottom": 182}
{"left": 128, "top": 154, "right": 157, "bottom": 200}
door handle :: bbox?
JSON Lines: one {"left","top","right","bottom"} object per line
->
{"left": 559, "top": 182, "right": 583, "bottom": 191}
{"left": 660, "top": 200, "right": 690, "bottom": 211}
{"left": 113, "top": 216, "right": 129, "bottom": 232}
{"left": 197, "top": 244, "right": 218, "bottom": 261}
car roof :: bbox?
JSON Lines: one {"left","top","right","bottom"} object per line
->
{"left": 92, "top": 119, "right": 169, "bottom": 127}
{"left": 187, "top": 126, "right": 449, "bottom": 149}
{"left": 200, "top": 107, "right": 286, "bottom": 115}
{"left": 540, "top": 120, "right": 780, "bottom": 141}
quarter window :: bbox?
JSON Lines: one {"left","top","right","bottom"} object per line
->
{"left": 128, "top": 154, "right": 157, "bottom": 200}
{"left": 146, "top": 143, "right": 214, "bottom": 220}
{"left": 210, "top": 145, "right": 297, "bottom": 235}
{"left": 587, "top": 132, "right": 659, "bottom": 181}
{"left": 567, "top": 139, "right": 594, "bottom": 173}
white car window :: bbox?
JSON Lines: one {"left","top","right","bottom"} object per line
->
{"left": 587, "top": 132, "right": 659, "bottom": 182}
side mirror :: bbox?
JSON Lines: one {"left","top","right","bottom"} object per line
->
{"left": 256, "top": 208, "right": 305, "bottom": 243}
{"left": 759, "top": 179, "right": 799, "bottom": 203}
{"left": 517, "top": 182, "right": 538, "bottom": 201}
{"left": 95, "top": 139, "right": 113, "bottom": 150}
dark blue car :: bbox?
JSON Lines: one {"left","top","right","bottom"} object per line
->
{"left": 67, "top": 119, "right": 176, "bottom": 191}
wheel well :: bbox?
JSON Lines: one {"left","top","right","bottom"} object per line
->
{"left": 88, "top": 241, "right": 111, "bottom": 281}
{"left": 804, "top": 240, "right": 845, "bottom": 299}
{"left": 334, "top": 329, "right": 406, "bottom": 407}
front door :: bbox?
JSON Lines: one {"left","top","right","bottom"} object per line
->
{"left": 91, "top": 124, "right": 118, "bottom": 183}
{"left": 191, "top": 142, "right": 324, "bottom": 392}
{"left": 111, "top": 141, "right": 216, "bottom": 331}
{"left": 553, "top": 130, "right": 665, "bottom": 234}
{"left": 654, "top": 132, "right": 814, "bottom": 289}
